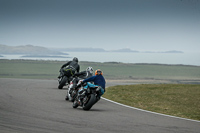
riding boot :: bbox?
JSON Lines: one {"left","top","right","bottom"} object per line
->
{"left": 65, "top": 95, "right": 69, "bottom": 101}
{"left": 58, "top": 73, "right": 62, "bottom": 78}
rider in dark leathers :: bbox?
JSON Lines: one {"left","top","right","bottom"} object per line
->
{"left": 58, "top": 57, "right": 80, "bottom": 82}
{"left": 75, "top": 66, "right": 93, "bottom": 79}
{"left": 65, "top": 66, "right": 94, "bottom": 100}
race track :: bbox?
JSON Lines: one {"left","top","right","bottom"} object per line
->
{"left": 0, "top": 78, "right": 199, "bottom": 133}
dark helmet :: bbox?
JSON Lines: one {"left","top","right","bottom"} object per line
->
{"left": 73, "top": 57, "right": 78, "bottom": 63}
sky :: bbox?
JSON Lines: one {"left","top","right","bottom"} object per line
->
{"left": 0, "top": 0, "right": 200, "bottom": 51}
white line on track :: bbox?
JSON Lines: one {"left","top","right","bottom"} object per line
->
{"left": 102, "top": 97, "right": 200, "bottom": 123}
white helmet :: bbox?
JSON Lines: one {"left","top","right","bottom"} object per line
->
{"left": 86, "top": 66, "right": 93, "bottom": 74}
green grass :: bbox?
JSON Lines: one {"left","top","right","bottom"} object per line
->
{"left": 103, "top": 84, "right": 200, "bottom": 121}
{"left": 0, "top": 59, "right": 200, "bottom": 82}
{"left": 0, "top": 60, "right": 60, "bottom": 79}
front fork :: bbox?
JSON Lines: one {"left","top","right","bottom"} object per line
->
{"left": 67, "top": 82, "right": 74, "bottom": 100}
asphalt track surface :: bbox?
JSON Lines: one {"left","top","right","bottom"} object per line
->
{"left": 0, "top": 78, "right": 199, "bottom": 133}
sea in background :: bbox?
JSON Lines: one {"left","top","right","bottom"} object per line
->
{"left": 0, "top": 51, "right": 200, "bottom": 66}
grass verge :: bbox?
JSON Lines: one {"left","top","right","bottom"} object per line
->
{"left": 103, "top": 84, "right": 200, "bottom": 121}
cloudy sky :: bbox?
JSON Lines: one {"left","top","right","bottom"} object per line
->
{"left": 0, "top": 0, "right": 200, "bottom": 51}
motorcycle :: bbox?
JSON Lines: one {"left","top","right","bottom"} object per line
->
{"left": 65, "top": 76, "right": 80, "bottom": 102}
{"left": 58, "top": 68, "right": 73, "bottom": 89}
{"left": 72, "top": 81, "right": 101, "bottom": 110}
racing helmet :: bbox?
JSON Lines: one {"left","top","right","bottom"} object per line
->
{"left": 95, "top": 69, "right": 103, "bottom": 75}
{"left": 86, "top": 66, "right": 94, "bottom": 74}
{"left": 73, "top": 57, "right": 78, "bottom": 63}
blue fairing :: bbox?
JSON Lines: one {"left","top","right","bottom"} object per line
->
{"left": 84, "top": 82, "right": 98, "bottom": 89}
{"left": 84, "top": 82, "right": 104, "bottom": 96}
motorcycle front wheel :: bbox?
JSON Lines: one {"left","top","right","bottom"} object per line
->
{"left": 71, "top": 90, "right": 77, "bottom": 102}
{"left": 72, "top": 100, "right": 79, "bottom": 108}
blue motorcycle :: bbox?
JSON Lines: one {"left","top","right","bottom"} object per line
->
{"left": 72, "top": 81, "right": 102, "bottom": 110}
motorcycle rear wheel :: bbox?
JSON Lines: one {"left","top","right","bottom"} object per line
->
{"left": 83, "top": 94, "right": 96, "bottom": 111}
{"left": 58, "top": 76, "right": 68, "bottom": 89}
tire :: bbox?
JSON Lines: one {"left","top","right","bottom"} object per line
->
{"left": 72, "top": 101, "right": 79, "bottom": 108}
{"left": 71, "top": 97, "right": 75, "bottom": 102}
{"left": 94, "top": 97, "right": 100, "bottom": 104}
{"left": 71, "top": 92, "right": 77, "bottom": 102}
{"left": 58, "top": 76, "right": 68, "bottom": 89}
{"left": 65, "top": 96, "right": 69, "bottom": 101}
{"left": 83, "top": 94, "right": 96, "bottom": 111}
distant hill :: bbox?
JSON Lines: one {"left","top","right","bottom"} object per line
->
{"left": 0, "top": 44, "right": 67, "bottom": 55}
{"left": 109, "top": 48, "right": 139, "bottom": 53}
{"left": 53, "top": 47, "right": 183, "bottom": 53}
{"left": 53, "top": 47, "right": 106, "bottom": 52}
{"left": 144, "top": 50, "right": 184, "bottom": 53}
{"left": 0, "top": 44, "right": 184, "bottom": 54}
{"left": 21, "top": 55, "right": 68, "bottom": 58}
{"left": 161, "top": 50, "right": 184, "bottom": 53}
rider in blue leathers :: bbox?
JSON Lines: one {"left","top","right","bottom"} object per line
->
{"left": 82, "top": 69, "right": 106, "bottom": 97}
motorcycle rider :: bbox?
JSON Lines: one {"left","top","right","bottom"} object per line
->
{"left": 80, "top": 69, "right": 106, "bottom": 98}
{"left": 74, "top": 66, "right": 94, "bottom": 79}
{"left": 58, "top": 57, "right": 80, "bottom": 83}
{"left": 65, "top": 66, "right": 94, "bottom": 101}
